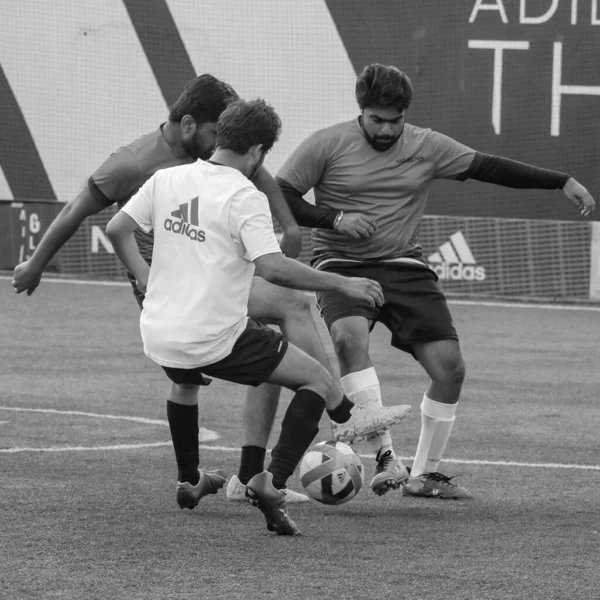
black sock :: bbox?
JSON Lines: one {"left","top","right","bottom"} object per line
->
{"left": 326, "top": 395, "right": 354, "bottom": 424}
{"left": 166, "top": 401, "right": 200, "bottom": 485}
{"left": 237, "top": 445, "right": 266, "bottom": 485}
{"left": 268, "top": 389, "right": 325, "bottom": 489}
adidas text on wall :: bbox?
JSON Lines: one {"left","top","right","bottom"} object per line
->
{"left": 427, "top": 231, "right": 486, "bottom": 282}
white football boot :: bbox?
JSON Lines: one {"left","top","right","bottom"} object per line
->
{"left": 227, "top": 475, "right": 309, "bottom": 504}
{"left": 331, "top": 403, "right": 412, "bottom": 445}
{"left": 402, "top": 470, "right": 474, "bottom": 500}
{"left": 370, "top": 449, "right": 409, "bottom": 496}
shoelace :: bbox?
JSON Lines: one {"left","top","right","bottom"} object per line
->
{"left": 427, "top": 471, "right": 457, "bottom": 485}
{"left": 406, "top": 468, "right": 460, "bottom": 486}
{"left": 375, "top": 450, "right": 394, "bottom": 474}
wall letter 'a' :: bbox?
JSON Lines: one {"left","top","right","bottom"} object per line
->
{"left": 469, "top": 0, "right": 509, "bottom": 23}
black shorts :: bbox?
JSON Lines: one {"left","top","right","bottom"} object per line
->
{"left": 161, "top": 319, "right": 288, "bottom": 387}
{"left": 315, "top": 262, "right": 458, "bottom": 355}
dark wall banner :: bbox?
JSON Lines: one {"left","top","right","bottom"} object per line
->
{"left": 419, "top": 215, "right": 591, "bottom": 298}
{"left": 0, "top": 201, "right": 61, "bottom": 270}
{"left": 326, "top": 0, "right": 600, "bottom": 222}
{"left": 9, "top": 211, "right": 591, "bottom": 300}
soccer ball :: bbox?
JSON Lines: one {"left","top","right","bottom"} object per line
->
{"left": 299, "top": 440, "right": 363, "bottom": 505}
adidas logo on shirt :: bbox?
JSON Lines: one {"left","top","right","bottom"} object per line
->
{"left": 427, "top": 231, "right": 486, "bottom": 281}
{"left": 164, "top": 196, "right": 206, "bottom": 242}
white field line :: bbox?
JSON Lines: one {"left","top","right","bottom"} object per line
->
{"left": 0, "top": 442, "right": 172, "bottom": 453}
{"left": 7, "top": 440, "right": 593, "bottom": 470}
{"left": 0, "top": 407, "right": 597, "bottom": 471}
{"left": 449, "top": 299, "right": 600, "bottom": 312}
{"left": 195, "top": 445, "right": 600, "bottom": 471}
{"left": 0, "top": 406, "right": 219, "bottom": 451}
{"left": 0, "top": 406, "right": 169, "bottom": 426}
{"left": 2, "top": 275, "right": 600, "bottom": 311}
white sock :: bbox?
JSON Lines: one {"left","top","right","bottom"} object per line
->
{"left": 411, "top": 394, "right": 457, "bottom": 478}
{"left": 426, "top": 418, "right": 455, "bottom": 474}
{"left": 341, "top": 368, "right": 394, "bottom": 455}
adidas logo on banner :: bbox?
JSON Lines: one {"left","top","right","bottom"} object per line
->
{"left": 164, "top": 196, "right": 206, "bottom": 242}
{"left": 427, "top": 231, "right": 486, "bottom": 281}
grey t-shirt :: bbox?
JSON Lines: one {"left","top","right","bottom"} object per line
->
{"left": 89, "top": 126, "right": 193, "bottom": 264}
{"left": 277, "top": 118, "right": 476, "bottom": 263}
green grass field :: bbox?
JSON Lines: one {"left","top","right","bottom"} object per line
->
{"left": 1, "top": 278, "right": 599, "bottom": 600}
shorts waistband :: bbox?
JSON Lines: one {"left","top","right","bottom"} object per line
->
{"left": 313, "top": 256, "right": 431, "bottom": 271}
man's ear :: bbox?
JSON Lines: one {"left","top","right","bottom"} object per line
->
{"left": 250, "top": 143, "right": 264, "bottom": 161}
{"left": 180, "top": 114, "right": 196, "bottom": 134}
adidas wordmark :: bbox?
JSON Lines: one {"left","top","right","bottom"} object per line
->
{"left": 427, "top": 231, "right": 486, "bottom": 282}
{"left": 164, "top": 197, "right": 206, "bottom": 242}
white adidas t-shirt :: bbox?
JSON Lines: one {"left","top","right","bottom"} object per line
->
{"left": 122, "top": 160, "right": 281, "bottom": 368}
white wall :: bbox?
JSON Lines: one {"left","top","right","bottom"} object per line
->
{"left": 0, "top": 0, "right": 358, "bottom": 201}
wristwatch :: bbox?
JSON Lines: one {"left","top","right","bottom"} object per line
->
{"left": 333, "top": 211, "right": 344, "bottom": 230}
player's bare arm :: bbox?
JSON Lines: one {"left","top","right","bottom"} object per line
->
{"left": 12, "top": 186, "right": 108, "bottom": 295}
{"left": 252, "top": 167, "right": 302, "bottom": 257}
{"left": 275, "top": 177, "right": 377, "bottom": 240}
{"left": 105, "top": 211, "right": 150, "bottom": 293}
{"left": 253, "top": 252, "right": 384, "bottom": 308}
{"left": 462, "top": 153, "right": 596, "bottom": 217}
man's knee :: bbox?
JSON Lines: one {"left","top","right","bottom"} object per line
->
{"left": 431, "top": 353, "right": 466, "bottom": 387}
{"left": 279, "top": 289, "right": 312, "bottom": 322}
{"left": 331, "top": 324, "right": 369, "bottom": 366}
{"left": 308, "top": 366, "right": 336, "bottom": 403}
{"left": 168, "top": 382, "right": 200, "bottom": 405}
{"left": 249, "top": 280, "right": 312, "bottom": 326}
{"left": 448, "top": 356, "right": 466, "bottom": 385}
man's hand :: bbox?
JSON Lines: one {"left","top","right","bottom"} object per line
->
{"left": 12, "top": 260, "right": 43, "bottom": 296}
{"left": 135, "top": 275, "right": 148, "bottom": 295}
{"left": 11, "top": 187, "right": 108, "bottom": 296}
{"left": 279, "top": 225, "right": 302, "bottom": 258}
{"left": 340, "top": 277, "right": 384, "bottom": 308}
{"left": 564, "top": 178, "right": 596, "bottom": 217}
{"left": 335, "top": 213, "right": 378, "bottom": 240}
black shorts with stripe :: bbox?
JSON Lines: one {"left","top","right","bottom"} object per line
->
{"left": 315, "top": 261, "right": 458, "bottom": 355}
{"left": 161, "top": 319, "right": 288, "bottom": 387}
